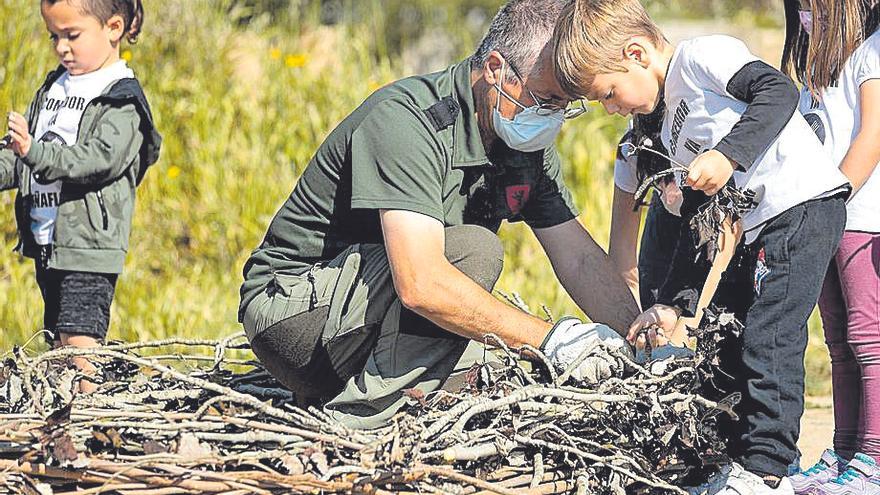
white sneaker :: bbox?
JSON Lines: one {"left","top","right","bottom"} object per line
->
{"left": 717, "top": 464, "right": 794, "bottom": 495}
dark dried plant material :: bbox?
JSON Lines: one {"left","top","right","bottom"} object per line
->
{"left": 624, "top": 141, "right": 758, "bottom": 264}
{"left": 0, "top": 314, "right": 744, "bottom": 494}
{"left": 687, "top": 186, "right": 757, "bottom": 264}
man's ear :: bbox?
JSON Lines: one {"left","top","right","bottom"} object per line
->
{"left": 483, "top": 51, "right": 505, "bottom": 86}
{"left": 106, "top": 14, "right": 125, "bottom": 44}
{"left": 623, "top": 38, "right": 652, "bottom": 68}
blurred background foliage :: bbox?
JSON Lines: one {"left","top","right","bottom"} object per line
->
{"left": 1, "top": 0, "right": 829, "bottom": 394}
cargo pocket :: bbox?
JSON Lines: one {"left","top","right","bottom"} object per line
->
{"left": 268, "top": 271, "right": 329, "bottom": 329}
{"left": 320, "top": 246, "right": 363, "bottom": 339}
{"left": 320, "top": 246, "right": 384, "bottom": 382}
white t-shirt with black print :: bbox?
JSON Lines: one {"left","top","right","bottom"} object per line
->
{"left": 30, "top": 61, "right": 135, "bottom": 246}
{"left": 661, "top": 35, "right": 850, "bottom": 244}
{"left": 799, "top": 30, "right": 880, "bottom": 233}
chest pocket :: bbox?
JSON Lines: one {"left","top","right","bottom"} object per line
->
{"left": 461, "top": 160, "right": 541, "bottom": 229}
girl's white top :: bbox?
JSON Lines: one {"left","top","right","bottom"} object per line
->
{"left": 30, "top": 61, "right": 135, "bottom": 246}
{"left": 799, "top": 30, "right": 880, "bottom": 233}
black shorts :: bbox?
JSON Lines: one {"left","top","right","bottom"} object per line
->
{"left": 35, "top": 262, "right": 118, "bottom": 344}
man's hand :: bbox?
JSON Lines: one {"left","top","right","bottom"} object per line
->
{"left": 7, "top": 112, "right": 32, "bottom": 158}
{"left": 626, "top": 304, "right": 681, "bottom": 348}
{"left": 542, "top": 318, "right": 633, "bottom": 383}
{"left": 686, "top": 150, "right": 736, "bottom": 195}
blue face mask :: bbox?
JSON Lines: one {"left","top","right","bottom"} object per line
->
{"left": 492, "top": 62, "right": 564, "bottom": 152}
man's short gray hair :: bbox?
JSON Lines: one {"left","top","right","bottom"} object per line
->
{"left": 471, "top": 0, "right": 573, "bottom": 78}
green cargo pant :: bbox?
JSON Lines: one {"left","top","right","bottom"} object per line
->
{"left": 241, "top": 225, "right": 504, "bottom": 429}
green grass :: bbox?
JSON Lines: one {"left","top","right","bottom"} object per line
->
{"left": 0, "top": 0, "right": 829, "bottom": 395}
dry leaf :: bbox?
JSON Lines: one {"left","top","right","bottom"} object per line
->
{"left": 51, "top": 434, "right": 77, "bottom": 463}
{"left": 175, "top": 433, "right": 212, "bottom": 460}
{"left": 143, "top": 440, "right": 169, "bottom": 455}
{"left": 280, "top": 454, "right": 305, "bottom": 475}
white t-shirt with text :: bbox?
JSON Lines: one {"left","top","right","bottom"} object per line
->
{"left": 30, "top": 61, "right": 135, "bottom": 245}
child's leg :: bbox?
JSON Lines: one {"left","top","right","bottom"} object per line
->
{"left": 60, "top": 333, "right": 101, "bottom": 392}
{"left": 35, "top": 262, "right": 62, "bottom": 347}
{"left": 818, "top": 259, "right": 861, "bottom": 460}
{"left": 53, "top": 270, "right": 118, "bottom": 393}
{"left": 834, "top": 231, "right": 880, "bottom": 463}
{"left": 737, "top": 195, "right": 846, "bottom": 479}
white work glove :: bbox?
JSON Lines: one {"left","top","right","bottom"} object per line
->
{"left": 541, "top": 318, "right": 634, "bottom": 384}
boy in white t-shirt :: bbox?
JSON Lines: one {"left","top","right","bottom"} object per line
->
{"left": 554, "top": 0, "right": 851, "bottom": 493}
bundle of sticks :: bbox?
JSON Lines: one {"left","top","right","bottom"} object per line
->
{"left": 0, "top": 307, "right": 743, "bottom": 495}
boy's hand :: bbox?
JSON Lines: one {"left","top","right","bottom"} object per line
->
{"left": 686, "top": 150, "right": 736, "bottom": 195}
{"left": 6, "top": 112, "right": 32, "bottom": 158}
{"left": 626, "top": 304, "right": 681, "bottom": 348}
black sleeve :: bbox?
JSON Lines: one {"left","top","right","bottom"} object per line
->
{"left": 714, "top": 60, "right": 799, "bottom": 171}
{"left": 655, "top": 188, "right": 713, "bottom": 317}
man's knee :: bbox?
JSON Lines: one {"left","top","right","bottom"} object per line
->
{"left": 444, "top": 225, "right": 504, "bottom": 291}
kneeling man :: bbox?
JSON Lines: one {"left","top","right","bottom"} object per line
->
{"left": 239, "top": 0, "right": 638, "bottom": 428}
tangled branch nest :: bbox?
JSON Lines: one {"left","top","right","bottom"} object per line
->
{"left": 0, "top": 309, "right": 742, "bottom": 494}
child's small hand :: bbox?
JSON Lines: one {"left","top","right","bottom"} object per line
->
{"left": 626, "top": 304, "right": 681, "bottom": 349}
{"left": 686, "top": 150, "right": 736, "bottom": 195}
{"left": 6, "top": 112, "right": 32, "bottom": 158}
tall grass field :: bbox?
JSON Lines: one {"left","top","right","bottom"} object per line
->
{"left": 0, "top": 0, "right": 831, "bottom": 395}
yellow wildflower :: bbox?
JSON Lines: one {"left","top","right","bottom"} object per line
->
{"left": 269, "top": 47, "right": 281, "bottom": 60}
{"left": 121, "top": 50, "right": 133, "bottom": 62}
{"left": 167, "top": 165, "right": 181, "bottom": 179}
{"left": 285, "top": 54, "right": 308, "bottom": 68}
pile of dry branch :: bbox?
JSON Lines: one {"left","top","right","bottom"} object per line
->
{"left": 0, "top": 310, "right": 742, "bottom": 495}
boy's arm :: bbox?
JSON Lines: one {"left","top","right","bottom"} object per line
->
{"left": 23, "top": 105, "right": 143, "bottom": 185}
{"left": 713, "top": 60, "right": 800, "bottom": 171}
{"left": 0, "top": 149, "right": 17, "bottom": 191}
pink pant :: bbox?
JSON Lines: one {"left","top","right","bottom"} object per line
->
{"left": 818, "top": 231, "right": 880, "bottom": 462}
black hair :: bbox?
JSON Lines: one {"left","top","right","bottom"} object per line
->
{"left": 43, "top": 0, "right": 144, "bottom": 43}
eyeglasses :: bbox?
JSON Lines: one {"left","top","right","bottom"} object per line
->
{"left": 505, "top": 59, "right": 588, "bottom": 120}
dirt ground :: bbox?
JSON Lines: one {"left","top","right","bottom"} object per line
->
{"left": 799, "top": 399, "right": 834, "bottom": 468}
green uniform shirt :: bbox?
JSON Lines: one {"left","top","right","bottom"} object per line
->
{"left": 239, "top": 61, "right": 578, "bottom": 318}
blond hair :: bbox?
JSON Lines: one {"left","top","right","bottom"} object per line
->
{"left": 554, "top": 0, "right": 665, "bottom": 97}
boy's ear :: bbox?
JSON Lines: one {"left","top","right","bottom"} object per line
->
{"left": 106, "top": 14, "right": 125, "bottom": 43}
{"left": 623, "top": 38, "right": 652, "bottom": 68}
